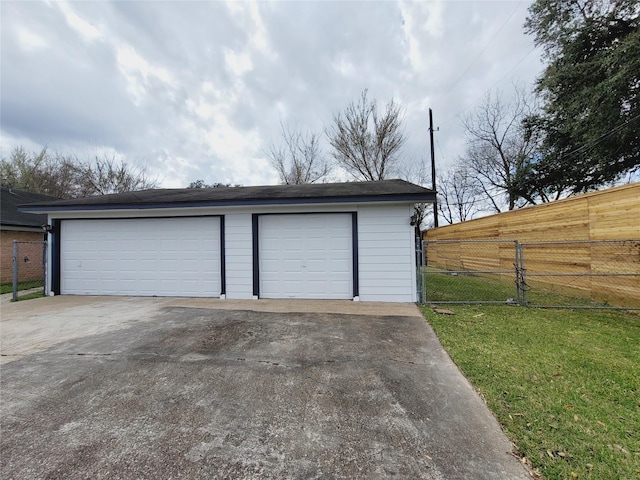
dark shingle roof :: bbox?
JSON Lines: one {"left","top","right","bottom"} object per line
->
{"left": 1, "top": 188, "right": 60, "bottom": 228}
{"left": 20, "top": 180, "right": 435, "bottom": 212}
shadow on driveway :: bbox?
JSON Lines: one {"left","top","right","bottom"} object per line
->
{"left": 1, "top": 302, "right": 531, "bottom": 479}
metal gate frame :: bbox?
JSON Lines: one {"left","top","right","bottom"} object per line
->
{"left": 419, "top": 239, "right": 524, "bottom": 305}
{"left": 12, "top": 240, "right": 47, "bottom": 302}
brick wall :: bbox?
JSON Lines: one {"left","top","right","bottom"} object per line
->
{"left": 0, "top": 230, "right": 46, "bottom": 284}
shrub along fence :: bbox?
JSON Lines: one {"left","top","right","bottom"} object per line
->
{"left": 419, "top": 239, "right": 640, "bottom": 309}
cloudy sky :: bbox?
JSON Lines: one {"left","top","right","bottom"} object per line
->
{"left": 1, "top": 0, "right": 543, "bottom": 188}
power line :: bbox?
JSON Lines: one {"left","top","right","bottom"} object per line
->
{"left": 556, "top": 112, "right": 640, "bottom": 162}
{"left": 434, "top": 136, "right": 447, "bottom": 167}
{"left": 438, "top": 44, "right": 538, "bottom": 128}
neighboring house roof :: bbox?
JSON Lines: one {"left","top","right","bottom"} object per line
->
{"left": 20, "top": 179, "right": 436, "bottom": 213}
{"left": 1, "top": 188, "right": 60, "bottom": 228}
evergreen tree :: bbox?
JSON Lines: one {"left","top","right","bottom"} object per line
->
{"left": 524, "top": 0, "right": 640, "bottom": 194}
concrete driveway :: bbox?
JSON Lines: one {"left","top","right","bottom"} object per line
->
{"left": 1, "top": 297, "right": 531, "bottom": 479}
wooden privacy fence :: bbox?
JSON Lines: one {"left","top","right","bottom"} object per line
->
{"left": 423, "top": 182, "right": 639, "bottom": 242}
{"left": 519, "top": 240, "right": 640, "bottom": 308}
{"left": 421, "top": 183, "right": 640, "bottom": 308}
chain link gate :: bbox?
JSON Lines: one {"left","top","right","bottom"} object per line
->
{"left": 419, "top": 239, "right": 524, "bottom": 305}
{"left": 418, "top": 238, "right": 640, "bottom": 309}
{"left": 11, "top": 240, "right": 47, "bottom": 301}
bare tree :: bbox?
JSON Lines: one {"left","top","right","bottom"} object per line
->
{"left": 437, "top": 163, "right": 484, "bottom": 225}
{"left": 266, "top": 124, "right": 330, "bottom": 184}
{"left": 327, "top": 89, "right": 406, "bottom": 181}
{"left": 1, "top": 147, "right": 76, "bottom": 197}
{"left": 461, "top": 87, "right": 540, "bottom": 211}
{"left": 1, "top": 147, "right": 157, "bottom": 198}
{"left": 399, "top": 162, "right": 432, "bottom": 236}
{"left": 69, "top": 155, "right": 156, "bottom": 196}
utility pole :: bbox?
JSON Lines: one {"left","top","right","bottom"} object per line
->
{"left": 429, "top": 108, "right": 438, "bottom": 228}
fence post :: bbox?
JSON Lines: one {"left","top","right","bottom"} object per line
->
{"left": 420, "top": 239, "right": 427, "bottom": 303}
{"left": 514, "top": 240, "right": 520, "bottom": 305}
{"left": 519, "top": 243, "right": 527, "bottom": 306}
{"left": 12, "top": 240, "right": 18, "bottom": 302}
{"left": 416, "top": 237, "right": 426, "bottom": 303}
{"left": 514, "top": 241, "right": 529, "bottom": 306}
{"left": 415, "top": 237, "right": 420, "bottom": 302}
{"left": 421, "top": 240, "right": 427, "bottom": 303}
{"left": 42, "top": 240, "right": 48, "bottom": 297}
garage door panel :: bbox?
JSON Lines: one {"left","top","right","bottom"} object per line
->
{"left": 61, "top": 217, "right": 221, "bottom": 297}
{"left": 259, "top": 214, "right": 352, "bottom": 299}
{"left": 260, "top": 259, "right": 280, "bottom": 272}
{"left": 282, "top": 280, "right": 302, "bottom": 294}
{"left": 330, "top": 282, "right": 350, "bottom": 295}
{"left": 283, "top": 240, "right": 304, "bottom": 251}
{"left": 179, "top": 259, "right": 201, "bottom": 271}
{"left": 307, "top": 259, "right": 327, "bottom": 271}
{"left": 281, "top": 259, "right": 302, "bottom": 273}
{"left": 307, "top": 236, "right": 326, "bottom": 247}
{"left": 331, "top": 259, "right": 351, "bottom": 272}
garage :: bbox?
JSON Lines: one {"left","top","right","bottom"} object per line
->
{"left": 61, "top": 217, "right": 221, "bottom": 297}
{"left": 257, "top": 213, "right": 354, "bottom": 299}
{"left": 21, "top": 180, "right": 436, "bottom": 302}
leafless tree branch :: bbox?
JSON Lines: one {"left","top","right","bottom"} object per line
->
{"left": 266, "top": 123, "right": 330, "bottom": 184}
{"left": 327, "top": 89, "right": 406, "bottom": 181}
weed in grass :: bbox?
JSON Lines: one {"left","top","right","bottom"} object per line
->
{"left": 421, "top": 304, "right": 640, "bottom": 480}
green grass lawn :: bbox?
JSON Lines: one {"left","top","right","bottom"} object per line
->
{"left": 420, "top": 304, "right": 640, "bottom": 479}
{"left": 422, "top": 270, "right": 623, "bottom": 308}
{"left": 0, "top": 280, "right": 44, "bottom": 295}
{"left": 13, "top": 291, "right": 45, "bottom": 301}
{"left": 423, "top": 270, "right": 518, "bottom": 303}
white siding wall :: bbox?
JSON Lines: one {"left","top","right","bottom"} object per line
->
{"left": 357, "top": 204, "right": 417, "bottom": 302}
{"left": 47, "top": 202, "right": 419, "bottom": 302}
{"left": 224, "top": 213, "right": 254, "bottom": 299}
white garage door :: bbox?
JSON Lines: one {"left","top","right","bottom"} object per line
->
{"left": 259, "top": 214, "right": 352, "bottom": 299}
{"left": 61, "top": 217, "right": 221, "bottom": 297}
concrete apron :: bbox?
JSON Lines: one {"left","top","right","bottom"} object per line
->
{"left": 0, "top": 296, "right": 531, "bottom": 479}
{"left": 0, "top": 296, "right": 420, "bottom": 363}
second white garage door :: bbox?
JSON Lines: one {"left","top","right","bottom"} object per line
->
{"left": 259, "top": 213, "right": 353, "bottom": 299}
{"left": 61, "top": 217, "right": 221, "bottom": 297}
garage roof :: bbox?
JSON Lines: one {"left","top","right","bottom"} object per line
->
{"left": 1, "top": 188, "right": 61, "bottom": 227}
{"left": 20, "top": 179, "right": 435, "bottom": 212}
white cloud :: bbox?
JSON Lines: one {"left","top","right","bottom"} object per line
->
{"left": 224, "top": 49, "right": 253, "bottom": 77}
{"left": 115, "top": 44, "right": 176, "bottom": 105}
{"left": 56, "top": 1, "right": 102, "bottom": 40}
{"left": 399, "top": 0, "right": 445, "bottom": 72}
{"left": 16, "top": 27, "right": 47, "bottom": 51}
{"left": 1, "top": 0, "right": 543, "bottom": 189}
{"left": 226, "top": 0, "right": 273, "bottom": 57}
